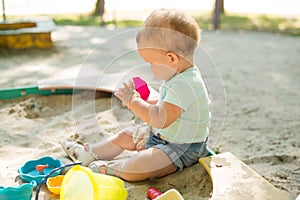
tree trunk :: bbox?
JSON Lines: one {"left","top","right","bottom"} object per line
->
{"left": 2, "top": 0, "right": 6, "bottom": 21}
{"left": 213, "top": 0, "right": 220, "bottom": 30}
{"left": 213, "top": 0, "right": 225, "bottom": 30}
{"left": 219, "top": 0, "right": 225, "bottom": 14}
{"left": 93, "top": 0, "right": 105, "bottom": 25}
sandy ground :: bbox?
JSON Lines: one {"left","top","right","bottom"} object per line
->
{"left": 0, "top": 25, "right": 299, "bottom": 199}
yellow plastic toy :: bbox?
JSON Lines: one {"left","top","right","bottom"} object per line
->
{"left": 46, "top": 175, "right": 64, "bottom": 195}
{"left": 60, "top": 165, "right": 127, "bottom": 200}
{"left": 154, "top": 189, "right": 184, "bottom": 200}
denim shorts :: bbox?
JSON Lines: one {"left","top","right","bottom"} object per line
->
{"left": 145, "top": 132, "right": 208, "bottom": 171}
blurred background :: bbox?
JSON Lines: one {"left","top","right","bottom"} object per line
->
{"left": 1, "top": 0, "right": 300, "bottom": 35}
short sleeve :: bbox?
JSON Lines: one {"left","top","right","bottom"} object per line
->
{"left": 161, "top": 78, "right": 195, "bottom": 111}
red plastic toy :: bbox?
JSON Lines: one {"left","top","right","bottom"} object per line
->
{"left": 147, "top": 187, "right": 163, "bottom": 199}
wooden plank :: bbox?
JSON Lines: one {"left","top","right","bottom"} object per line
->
{"left": 0, "top": 85, "right": 73, "bottom": 100}
{"left": 0, "top": 32, "right": 52, "bottom": 48}
{"left": 0, "top": 18, "right": 55, "bottom": 35}
{"left": 38, "top": 75, "right": 119, "bottom": 93}
{"left": 199, "top": 152, "right": 290, "bottom": 200}
{"left": 38, "top": 76, "right": 159, "bottom": 100}
{"left": 0, "top": 18, "right": 55, "bottom": 49}
{"left": 0, "top": 22, "right": 36, "bottom": 30}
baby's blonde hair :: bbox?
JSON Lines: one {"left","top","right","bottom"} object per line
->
{"left": 137, "top": 9, "right": 200, "bottom": 57}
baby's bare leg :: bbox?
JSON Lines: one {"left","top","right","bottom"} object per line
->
{"left": 91, "top": 127, "right": 147, "bottom": 160}
{"left": 119, "top": 148, "right": 177, "bottom": 181}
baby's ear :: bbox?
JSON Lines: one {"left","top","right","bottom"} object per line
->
{"left": 166, "top": 52, "right": 179, "bottom": 64}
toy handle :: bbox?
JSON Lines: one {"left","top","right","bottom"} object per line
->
{"left": 35, "top": 161, "right": 82, "bottom": 200}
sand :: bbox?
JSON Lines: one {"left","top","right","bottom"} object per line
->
{"left": 0, "top": 25, "right": 299, "bottom": 199}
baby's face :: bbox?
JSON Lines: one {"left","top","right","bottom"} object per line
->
{"left": 138, "top": 48, "right": 178, "bottom": 81}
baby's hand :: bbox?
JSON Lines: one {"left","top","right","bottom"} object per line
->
{"left": 114, "top": 80, "right": 140, "bottom": 107}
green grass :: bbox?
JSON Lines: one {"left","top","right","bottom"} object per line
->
{"left": 195, "top": 13, "right": 300, "bottom": 36}
{"left": 53, "top": 14, "right": 143, "bottom": 27}
{"left": 51, "top": 13, "right": 300, "bottom": 36}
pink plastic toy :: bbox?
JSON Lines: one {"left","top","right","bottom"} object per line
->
{"left": 133, "top": 77, "right": 150, "bottom": 101}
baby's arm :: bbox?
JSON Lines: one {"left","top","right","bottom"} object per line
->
{"left": 147, "top": 99, "right": 158, "bottom": 105}
{"left": 130, "top": 98, "right": 182, "bottom": 128}
{"left": 114, "top": 81, "right": 182, "bottom": 128}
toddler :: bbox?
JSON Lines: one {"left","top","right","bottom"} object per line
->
{"left": 62, "top": 8, "right": 211, "bottom": 181}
